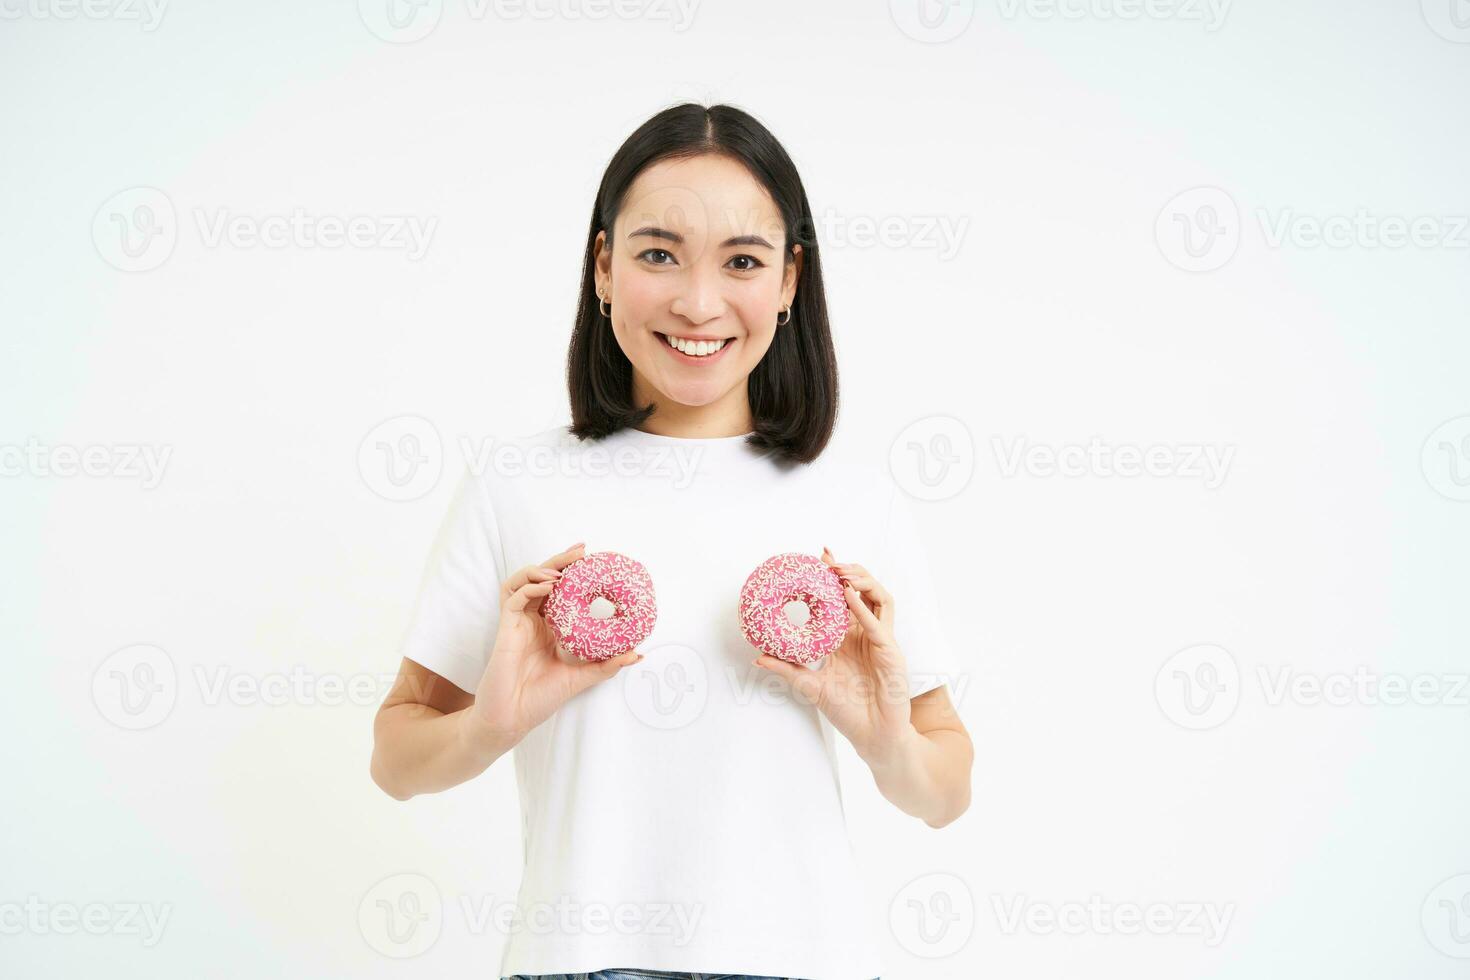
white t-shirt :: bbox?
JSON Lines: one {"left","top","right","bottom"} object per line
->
{"left": 400, "top": 424, "right": 959, "bottom": 980}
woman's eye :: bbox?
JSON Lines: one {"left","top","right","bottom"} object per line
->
{"left": 637, "top": 248, "right": 676, "bottom": 266}
{"left": 727, "top": 254, "right": 765, "bottom": 272}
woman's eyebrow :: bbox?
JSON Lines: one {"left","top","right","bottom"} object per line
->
{"left": 628, "top": 226, "right": 776, "bottom": 250}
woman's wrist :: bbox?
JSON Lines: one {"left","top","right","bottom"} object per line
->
{"left": 857, "top": 722, "right": 925, "bottom": 773}
{"left": 455, "top": 706, "right": 522, "bottom": 765}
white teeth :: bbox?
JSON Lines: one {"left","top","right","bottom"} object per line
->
{"left": 665, "top": 334, "right": 727, "bottom": 357}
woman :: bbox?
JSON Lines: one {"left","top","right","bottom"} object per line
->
{"left": 370, "top": 103, "right": 973, "bottom": 980}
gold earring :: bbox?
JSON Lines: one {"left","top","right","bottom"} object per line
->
{"left": 776, "top": 304, "right": 791, "bottom": 326}
{"left": 598, "top": 289, "right": 611, "bottom": 319}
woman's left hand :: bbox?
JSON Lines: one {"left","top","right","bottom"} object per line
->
{"left": 753, "top": 546, "right": 915, "bottom": 763}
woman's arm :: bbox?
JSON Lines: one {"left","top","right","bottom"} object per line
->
{"left": 370, "top": 657, "right": 516, "bottom": 801}
{"left": 858, "top": 684, "right": 974, "bottom": 828}
{"left": 371, "top": 546, "right": 644, "bottom": 801}
{"left": 754, "top": 551, "right": 976, "bottom": 828}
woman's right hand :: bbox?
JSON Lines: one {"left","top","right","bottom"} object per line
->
{"left": 460, "top": 543, "right": 643, "bottom": 752}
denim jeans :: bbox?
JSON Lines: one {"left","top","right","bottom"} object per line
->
{"left": 504, "top": 971, "right": 879, "bottom": 979}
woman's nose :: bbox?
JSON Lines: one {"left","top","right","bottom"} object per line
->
{"left": 670, "top": 263, "right": 725, "bottom": 324}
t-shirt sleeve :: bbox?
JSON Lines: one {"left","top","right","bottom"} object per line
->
{"left": 877, "top": 482, "right": 962, "bottom": 700}
{"left": 399, "top": 468, "right": 507, "bottom": 694}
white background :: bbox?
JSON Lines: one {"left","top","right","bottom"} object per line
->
{"left": 3, "top": 1, "right": 1469, "bottom": 977}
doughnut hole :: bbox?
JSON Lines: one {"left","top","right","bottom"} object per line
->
{"left": 588, "top": 595, "right": 618, "bottom": 620}
{"left": 782, "top": 596, "right": 813, "bottom": 628}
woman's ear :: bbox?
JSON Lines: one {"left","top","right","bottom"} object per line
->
{"left": 781, "top": 242, "right": 803, "bottom": 308}
{"left": 593, "top": 230, "right": 611, "bottom": 296}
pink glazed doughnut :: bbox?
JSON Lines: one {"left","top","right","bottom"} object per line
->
{"left": 542, "top": 551, "right": 657, "bottom": 662}
{"left": 738, "top": 552, "right": 851, "bottom": 665}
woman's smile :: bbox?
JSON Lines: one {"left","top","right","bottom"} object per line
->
{"left": 655, "top": 331, "right": 737, "bottom": 363}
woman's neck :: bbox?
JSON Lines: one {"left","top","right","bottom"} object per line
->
{"left": 630, "top": 375, "right": 755, "bottom": 438}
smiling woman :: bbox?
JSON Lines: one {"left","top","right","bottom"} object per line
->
{"left": 371, "top": 103, "right": 971, "bottom": 980}
{"left": 567, "top": 106, "right": 838, "bottom": 459}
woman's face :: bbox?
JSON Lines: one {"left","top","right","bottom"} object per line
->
{"left": 594, "top": 153, "right": 802, "bottom": 415}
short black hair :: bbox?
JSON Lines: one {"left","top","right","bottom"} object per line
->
{"left": 567, "top": 102, "right": 838, "bottom": 465}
